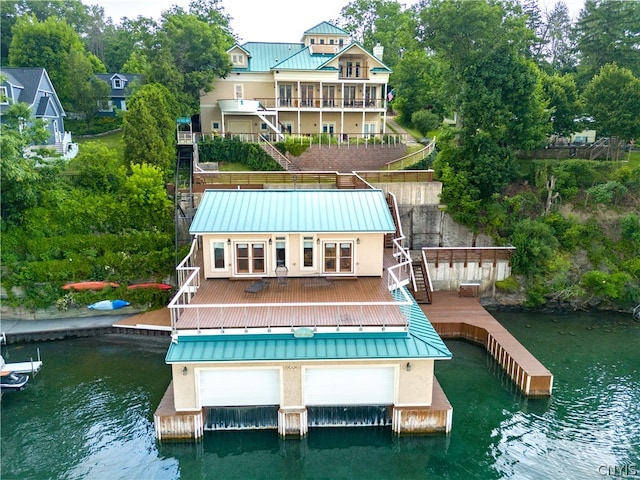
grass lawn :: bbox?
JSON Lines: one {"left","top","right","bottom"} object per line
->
{"left": 76, "top": 130, "right": 124, "bottom": 151}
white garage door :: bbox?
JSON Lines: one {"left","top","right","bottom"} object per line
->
{"left": 199, "top": 369, "right": 280, "bottom": 407}
{"left": 304, "top": 367, "right": 395, "bottom": 405}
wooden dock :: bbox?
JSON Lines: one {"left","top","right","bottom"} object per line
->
{"left": 420, "top": 292, "right": 553, "bottom": 396}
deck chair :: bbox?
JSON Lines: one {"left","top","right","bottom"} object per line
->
{"left": 275, "top": 265, "right": 289, "bottom": 287}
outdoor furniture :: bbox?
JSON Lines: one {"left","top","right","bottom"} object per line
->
{"left": 275, "top": 265, "right": 289, "bottom": 287}
{"left": 244, "top": 279, "right": 269, "bottom": 294}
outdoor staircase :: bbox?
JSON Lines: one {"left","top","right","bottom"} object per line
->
{"left": 258, "top": 138, "right": 291, "bottom": 170}
{"left": 588, "top": 137, "right": 609, "bottom": 160}
{"left": 411, "top": 252, "right": 433, "bottom": 304}
{"left": 257, "top": 113, "right": 285, "bottom": 141}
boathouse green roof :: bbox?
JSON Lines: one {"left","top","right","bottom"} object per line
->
{"left": 189, "top": 189, "right": 396, "bottom": 235}
{"left": 166, "top": 287, "right": 452, "bottom": 363}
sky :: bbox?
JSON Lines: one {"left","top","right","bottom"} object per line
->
{"left": 95, "top": 0, "right": 586, "bottom": 44}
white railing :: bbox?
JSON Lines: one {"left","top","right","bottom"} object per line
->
{"left": 168, "top": 299, "right": 413, "bottom": 335}
{"left": 167, "top": 239, "right": 417, "bottom": 334}
{"left": 384, "top": 137, "right": 436, "bottom": 170}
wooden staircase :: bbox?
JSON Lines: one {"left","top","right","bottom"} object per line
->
{"left": 411, "top": 251, "right": 432, "bottom": 304}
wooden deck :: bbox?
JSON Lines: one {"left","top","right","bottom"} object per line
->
{"left": 420, "top": 291, "right": 553, "bottom": 396}
{"left": 174, "top": 276, "right": 408, "bottom": 330}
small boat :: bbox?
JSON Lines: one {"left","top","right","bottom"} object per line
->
{"left": 63, "top": 281, "right": 120, "bottom": 291}
{"left": 127, "top": 283, "right": 173, "bottom": 290}
{"left": 88, "top": 299, "right": 130, "bottom": 311}
{"left": 0, "top": 371, "right": 29, "bottom": 391}
{"left": 0, "top": 356, "right": 30, "bottom": 391}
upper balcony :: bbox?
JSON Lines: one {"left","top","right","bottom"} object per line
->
{"left": 218, "top": 99, "right": 265, "bottom": 114}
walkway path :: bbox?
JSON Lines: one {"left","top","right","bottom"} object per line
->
{"left": 420, "top": 292, "right": 553, "bottom": 396}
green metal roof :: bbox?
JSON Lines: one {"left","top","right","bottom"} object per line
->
{"left": 303, "top": 22, "right": 350, "bottom": 37}
{"left": 189, "top": 189, "right": 396, "bottom": 235}
{"left": 166, "top": 287, "right": 452, "bottom": 363}
{"left": 236, "top": 42, "right": 305, "bottom": 72}
{"left": 273, "top": 47, "right": 335, "bottom": 70}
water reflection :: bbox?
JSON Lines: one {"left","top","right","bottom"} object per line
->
{"left": 1, "top": 313, "right": 638, "bottom": 480}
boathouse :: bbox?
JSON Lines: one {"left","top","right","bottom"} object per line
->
{"left": 155, "top": 188, "right": 452, "bottom": 440}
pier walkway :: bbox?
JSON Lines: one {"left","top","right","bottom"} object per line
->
{"left": 420, "top": 292, "right": 553, "bottom": 396}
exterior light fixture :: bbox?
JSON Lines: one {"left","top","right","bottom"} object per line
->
{"left": 317, "top": 238, "right": 320, "bottom": 245}
{"left": 356, "top": 238, "right": 360, "bottom": 244}
{"left": 269, "top": 238, "right": 272, "bottom": 245}
{"left": 227, "top": 239, "right": 231, "bottom": 245}
{"left": 182, "top": 366, "right": 188, "bottom": 376}
{"left": 406, "top": 362, "right": 412, "bottom": 372}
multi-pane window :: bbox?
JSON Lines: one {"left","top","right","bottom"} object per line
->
{"left": 323, "top": 242, "right": 353, "bottom": 274}
{"left": 235, "top": 243, "right": 265, "bottom": 274}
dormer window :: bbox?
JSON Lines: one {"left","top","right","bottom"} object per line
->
{"left": 231, "top": 54, "right": 245, "bottom": 66}
{"left": 113, "top": 78, "right": 123, "bottom": 89}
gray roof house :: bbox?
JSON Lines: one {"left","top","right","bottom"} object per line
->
{"left": 95, "top": 73, "right": 142, "bottom": 116}
{"left": 1, "top": 67, "right": 76, "bottom": 158}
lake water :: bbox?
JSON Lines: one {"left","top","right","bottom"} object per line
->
{"left": 1, "top": 310, "right": 638, "bottom": 480}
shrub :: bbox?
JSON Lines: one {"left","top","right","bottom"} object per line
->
{"left": 495, "top": 276, "right": 519, "bottom": 293}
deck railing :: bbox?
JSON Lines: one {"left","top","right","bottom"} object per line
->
{"left": 196, "top": 132, "right": 407, "bottom": 146}
{"left": 168, "top": 236, "right": 415, "bottom": 334}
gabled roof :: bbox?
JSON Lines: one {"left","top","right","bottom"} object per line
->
{"left": 303, "top": 21, "right": 350, "bottom": 37}
{"left": 166, "top": 287, "right": 452, "bottom": 363}
{"left": 317, "top": 42, "right": 392, "bottom": 73}
{"left": 0, "top": 67, "right": 64, "bottom": 116}
{"left": 1, "top": 68, "right": 47, "bottom": 105}
{"left": 189, "top": 189, "right": 396, "bottom": 235}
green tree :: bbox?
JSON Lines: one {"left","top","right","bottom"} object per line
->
{"left": 64, "top": 49, "right": 111, "bottom": 127}
{"left": 583, "top": 63, "right": 640, "bottom": 144}
{"left": 122, "top": 83, "right": 179, "bottom": 174}
{"left": 123, "top": 163, "right": 173, "bottom": 231}
{"left": 0, "top": 103, "right": 49, "bottom": 226}
{"left": 8, "top": 15, "right": 105, "bottom": 111}
{"left": 145, "top": 8, "right": 233, "bottom": 111}
{"left": 540, "top": 71, "right": 581, "bottom": 137}
{"left": 420, "top": 0, "right": 549, "bottom": 227}
{"left": 574, "top": 0, "right": 640, "bottom": 83}
{"left": 340, "top": 0, "right": 418, "bottom": 70}
{"left": 539, "top": 1, "right": 577, "bottom": 73}
{"left": 390, "top": 49, "right": 446, "bottom": 125}
{"left": 1, "top": 0, "right": 90, "bottom": 64}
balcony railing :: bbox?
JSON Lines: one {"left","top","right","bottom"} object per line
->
{"left": 338, "top": 66, "right": 369, "bottom": 80}
{"left": 256, "top": 97, "right": 385, "bottom": 110}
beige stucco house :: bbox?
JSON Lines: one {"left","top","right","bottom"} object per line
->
{"left": 199, "top": 22, "right": 392, "bottom": 142}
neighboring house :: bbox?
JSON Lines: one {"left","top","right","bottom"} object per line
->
{"left": 200, "top": 22, "right": 392, "bottom": 141}
{"left": 156, "top": 188, "right": 453, "bottom": 440}
{"left": 95, "top": 73, "right": 141, "bottom": 116}
{"left": 0, "top": 67, "right": 76, "bottom": 157}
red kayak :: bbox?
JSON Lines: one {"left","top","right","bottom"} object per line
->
{"left": 127, "top": 283, "right": 173, "bottom": 290}
{"left": 63, "top": 281, "right": 120, "bottom": 290}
